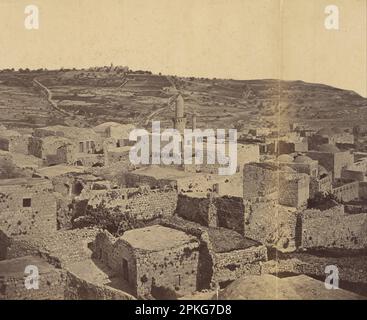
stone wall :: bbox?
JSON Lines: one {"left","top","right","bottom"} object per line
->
{"left": 243, "top": 163, "right": 278, "bottom": 200}
{"left": 300, "top": 206, "right": 367, "bottom": 250}
{"left": 0, "top": 256, "right": 66, "bottom": 300}
{"left": 332, "top": 181, "right": 359, "bottom": 202}
{"left": 262, "top": 253, "right": 367, "bottom": 286}
{"left": 0, "top": 228, "right": 98, "bottom": 267}
{"left": 244, "top": 198, "right": 298, "bottom": 251}
{"left": 213, "top": 245, "right": 267, "bottom": 285}
{"left": 214, "top": 196, "right": 245, "bottom": 234}
{"left": 0, "top": 179, "right": 56, "bottom": 237}
{"left": 65, "top": 270, "right": 135, "bottom": 300}
{"left": 93, "top": 231, "right": 200, "bottom": 298}
{"left": 176, "top": 194, "right": 216, "bottom": 227}
{"left": 75, "top": 188, "right": 178, "bottom": 231}
{"left": 279, "top": 173, "right": 309, "bottom": 208}
{"left": 310, "top": 175, "right": 332, "bottom": 198}
{"left": 125, "top": 172, "right": 177, "bottom": 189}
{"left": 176, "top": 194, "right": 245, "bottom": 234}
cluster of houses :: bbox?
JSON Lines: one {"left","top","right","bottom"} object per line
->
{"left": 1, "top": 96, "right": 367, "bottom": 299}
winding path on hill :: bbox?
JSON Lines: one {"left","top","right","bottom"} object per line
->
{"left": 33, "top": 78, "right": 71, "bottom": 117}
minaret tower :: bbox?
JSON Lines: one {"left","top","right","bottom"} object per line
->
{"left": 173, "top": 94, "right": 186, "bottom": 134}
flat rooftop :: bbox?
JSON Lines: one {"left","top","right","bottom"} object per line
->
{"left": 0, "top": 255, "right": 56, "bottom": 277}
{"left": 131, "top": 165, "right": 195, "bottom": 180}
{"left": 0, "top": 177, "right": 50, "bottom": 187}
{"left": 120, "top": 225, "right": 197, "bottom": 251}
{"left": 36, "top": 165, "right": 85, "bottom": 178}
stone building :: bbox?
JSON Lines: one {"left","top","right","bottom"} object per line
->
{"left": 0, "top": 178, "right": 56, "bottom": 237}
{"left": 29, "top": 125, "right": 103, "bottom": 166}
{"left": 341, "top": 157, "right": 367, "bottom": 182}
{"left": 308, "top": 127, "right": 354, "bottom": 150}
{"left": 244, "top": 198, "right": 299, "bottom": 251}
{"left": 93, "top": 122, "right": 135, "bottom": 148}
{"left": 176, "top": 193, "right": 245, "bottom": 234}
{"left": 278, "top": 140, "right": 308, "bottom": 154}
{"left": 332, "top": 180, "right": 359, "bottom": 202}
{"left": 243, "top": 162, "right": 279, "bottom": 200}
{"left": 307, "top": 144, "right": 354, "bottom": 179}
{"left": 0, "top": 128, "right": 30, "bottom": 155}
{"left": 276, "top": 154, "right": 318, "bottom": 178}
{"left": 243, "top": 162, "right": 310, "bottom": 208}
{"left": 279, "top": 172, "right": 309, "bottom": 208}
{"left": 93, "top": 225, "right": 200, "bottom": 298}
{"left": 309, "top": 165, "right": 332, "bottom": 198}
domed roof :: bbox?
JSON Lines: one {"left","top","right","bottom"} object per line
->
{"left": 294, "top": 155, "right": 314, "bottom": 164}
{"left": 216, "top": 275, "right": 301, "bottom": 300}
{"left": 281, "top": 166, "right": 296, "bottom": 173}
{"left": 317, "top": 144, "right": 340, "bottom": 153}
{"left": 175, "top": 95, "right": 185, "bottom": 118}
{"left": 277, "top": 154, "right": 294, "bottom": 163}
{"left": 316, "top": 127, "right": 334, "bottom": 136}
{"left": 318, "top": 165, "right": 328, "bottom": 176}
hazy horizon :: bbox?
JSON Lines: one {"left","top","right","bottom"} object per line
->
{"left": 0, "top": 0, "right": 366, "bottom": 96}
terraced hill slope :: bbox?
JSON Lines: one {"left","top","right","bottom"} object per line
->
{"left": 0, "top": 69, "right": 366, "bottom": 131}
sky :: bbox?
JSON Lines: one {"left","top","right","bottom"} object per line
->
{"left": 0, "top": 0, "right": 366, "bottom": 96}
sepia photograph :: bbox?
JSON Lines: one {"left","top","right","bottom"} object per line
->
{"left": 0, "top": 0, "right": 367, "bottom": 308}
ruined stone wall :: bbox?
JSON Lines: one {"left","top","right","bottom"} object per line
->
{"left": 176, "top": 194, "right": 215, "bottom": 227}
{"left": 0, "top": 179, "right": 56, "bottom": 237}
{"left": 65, "top": 270, "right": 135, "bottom": 300}
{"left": 1, "top": 228, "right": 98, "bottom": 268}
{"left": 212, "top": 245, "right": 267, "bottom": 284}
{"left": 214, "top": 196, "right": 245, "bottom": 234}
{"left": 243, "top": 163, "right": 278, "bottom": 200}
{"left": 106, "top": 149, "right": 130, "bottom": 165}
{"left": 125, "top": 172, "right": 177, "bottom": 189}
{"left": 300, "top": 206, "right": 367, "bottom": 250}
{"left": 75, "top": 154, "right": 104, "bottom": 167}
{"left": 176, "top": 194, "right": 245, "bottom": 234}
{"left": 262, "top": 253, "right": 367, "bottom": 286}
{"left": 244, "top": 199, "right": 298, "bottom": 251}
{"left": 76, "top": 188, "right": 177, "bottom": 229}
{"left": 128, "top": 189, "right": 177, "bottom": 220}
{"left": 332, "top": 181, "right": 359, "bottom": 202}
